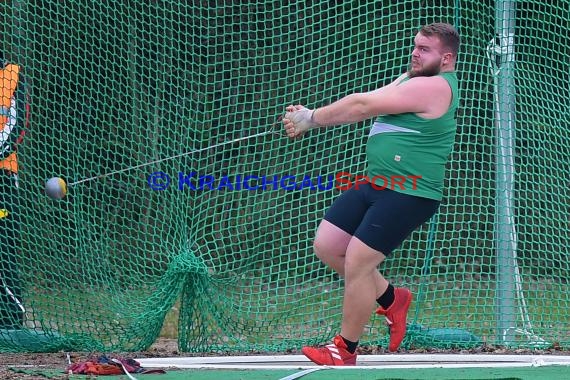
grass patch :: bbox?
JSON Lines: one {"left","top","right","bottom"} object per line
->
{"left": 159, "top": 301, "right": 180, "bottom": 339}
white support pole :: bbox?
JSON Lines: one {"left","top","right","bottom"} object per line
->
{"left": 493, "top": 0, "right": 518, "bottom": 346}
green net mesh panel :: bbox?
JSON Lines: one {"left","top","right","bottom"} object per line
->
{"left": 1, "top": 0, "right": 568, "bottom": 353}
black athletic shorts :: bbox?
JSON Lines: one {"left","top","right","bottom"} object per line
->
{"left": 323, "top": 181, "right": 440, "bottom": 255}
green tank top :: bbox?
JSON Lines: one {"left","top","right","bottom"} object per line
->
{"left": 365, "top": 72, "right": 459, "bottom": 200}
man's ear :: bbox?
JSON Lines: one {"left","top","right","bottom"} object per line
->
{"left": 442, "top": 52, "right": 453, "bottom": 65}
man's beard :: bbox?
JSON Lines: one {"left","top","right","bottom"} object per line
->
{"left": 407, "top": 61, "right": 441, "bottom": 78}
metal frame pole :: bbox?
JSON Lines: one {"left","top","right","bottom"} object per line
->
{"left": 493, "top": 0, "right": 518, "bottom": 345}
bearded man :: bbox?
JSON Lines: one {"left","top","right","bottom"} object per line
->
{"left": 282, "top": 23, "right": 461, "bottom": 365}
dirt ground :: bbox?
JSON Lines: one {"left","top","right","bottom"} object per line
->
{"left": 0, "top": 338, "right": 181, "bottom": 379}
{"left": 0, "top": 339, "right": 568, "bottom": 380}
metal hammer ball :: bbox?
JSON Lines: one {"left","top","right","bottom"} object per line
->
{"left": 45, "top": 177, "right": 67, "bottom": 199}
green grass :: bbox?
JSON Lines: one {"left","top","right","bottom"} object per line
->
{"left": 159, "top": 302, "right": 180, "bottom": 339}
{"left": 154, "top": 277, "right": 570, "bottom": 353}
{"left": 10, "top": 275, "right": 569, "bottom": 352}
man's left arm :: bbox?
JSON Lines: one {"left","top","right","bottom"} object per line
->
{"left": 312, "top": 75, "right": 451, "bottom": 126}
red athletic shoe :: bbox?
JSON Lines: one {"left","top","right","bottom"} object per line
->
{"left": 376, "top": 287, "right": 412, "bottom": 352}
{"left": 301, "top": 335, "right": 357, "bottom": 366}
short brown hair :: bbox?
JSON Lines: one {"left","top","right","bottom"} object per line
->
{"left": 420, "top": 23, "right": 460, "bottom": 57}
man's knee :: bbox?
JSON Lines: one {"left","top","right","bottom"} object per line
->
{"left": 312, "top": 237, "right": 328, "bottom": 260}
{"left": 343, "top": 238, "right": 386, "bottom": 278}
{"left": 314, "top": 221, "right": 350, "bottom": 255}
{"left": 313, "top": 234, "right": 346, "bottom": 261}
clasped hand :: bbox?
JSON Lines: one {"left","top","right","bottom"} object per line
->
{"left": 283, "top": 105, "right": 319, "bottom": 138}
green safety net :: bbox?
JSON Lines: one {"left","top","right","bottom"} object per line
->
{"left": 0, "top": 0, "right": 568, "bottom": 353}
